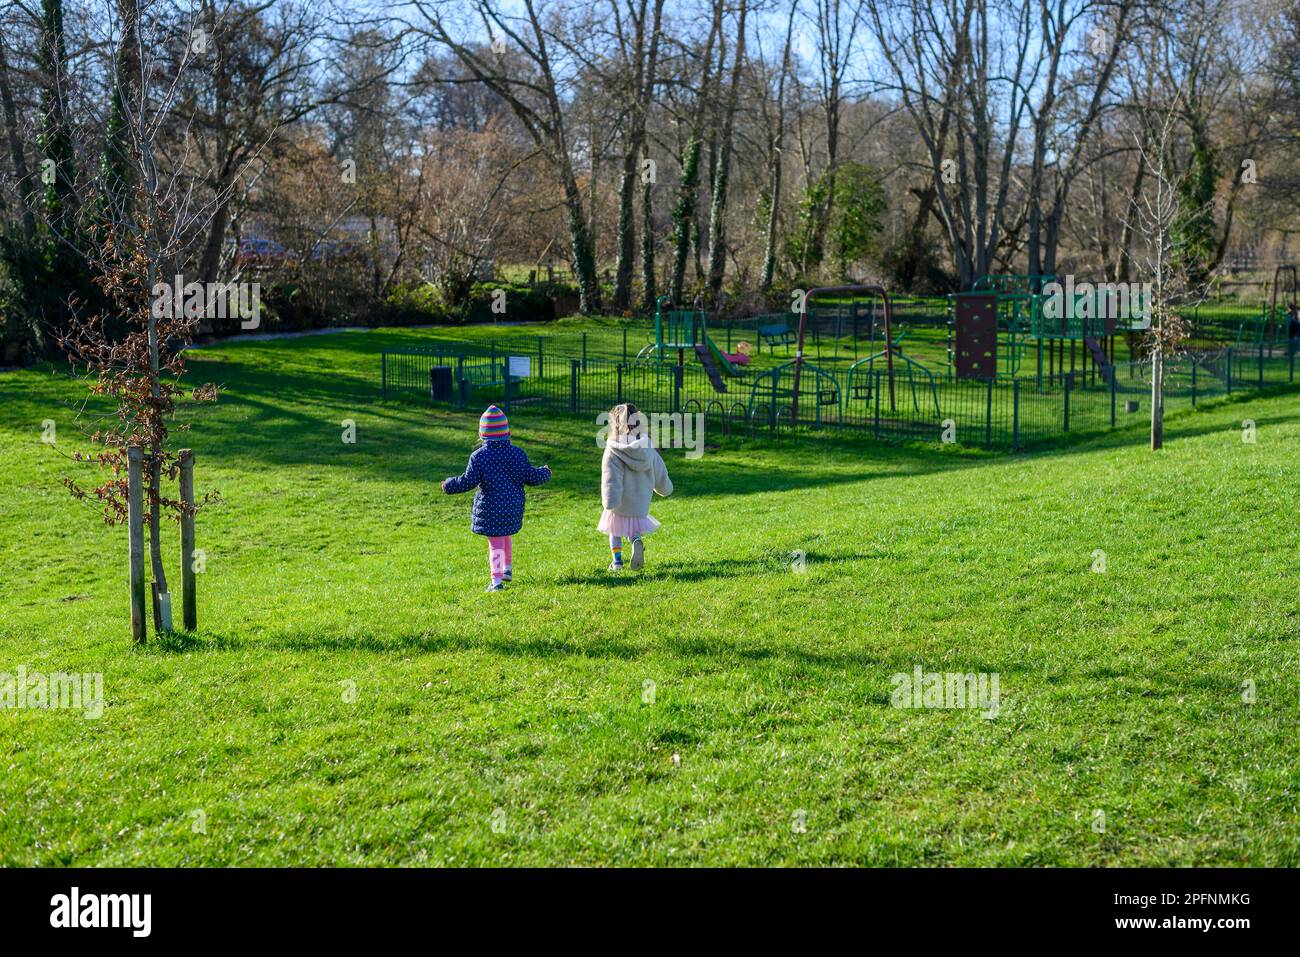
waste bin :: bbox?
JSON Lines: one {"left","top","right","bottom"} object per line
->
{"left": 430, "top": 366, "right": 454, "bottom": 402}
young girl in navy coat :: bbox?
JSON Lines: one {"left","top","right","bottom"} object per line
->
{"left": 442, "top": 406, "right": 552, "bottom": 591}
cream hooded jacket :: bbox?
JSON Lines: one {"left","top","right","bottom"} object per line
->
{"left": 601, "top": 437, "right": 673, "bottom": 517}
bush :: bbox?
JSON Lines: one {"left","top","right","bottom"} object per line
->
{"left": 464, "top": 282, "right": 557, "bottom": 323}
{"left": 380, "top": 280, "right": 561, "bottom": 325}
{"left": 380, "top": 282, "right": 456, "bottom": 325}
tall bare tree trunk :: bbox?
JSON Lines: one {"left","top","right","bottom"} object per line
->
{"left": 669, "top": 1, "right": 721, "bottom": 305}
{"left": 613, "top": 0, "right": 664, "bottom": 311}
{"left": 705, "top": 0, "right": 748, "bottom": 300}
{"left": 1116, "top": 152, "right": 1145, "bottom": 283}
{"left": 760, "top": 2, "right": 796, "bottom": 292}
{"left": 0, "top": 36, "right": 35, "bottom": 242}
{"left": 641, "top": 157, "right": 657, "bottom": 308}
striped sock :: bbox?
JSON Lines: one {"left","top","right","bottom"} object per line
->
{"left": 610, "top": 535, "right": 623, "bottom": 565}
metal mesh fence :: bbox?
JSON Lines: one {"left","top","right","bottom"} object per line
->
{"left": 381, "top": 338, "right": 1299, "bottom": 452}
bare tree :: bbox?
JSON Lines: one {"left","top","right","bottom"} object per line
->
{"left": 412, "top": 0, "right": 602, "bottom": 312}
{"left": 804, "top": 0, "right": 863, "bottom": 273}
{"left": 704, "top": 0, "right": 748, "bottom": 300}
{"left": 666, "top": 0, "right": 723, "bottom": 305}
{"left": 60, "top": 0, "right": 233, "bottom": 634}
{"left": 595, "top": 0, "right": 666, "bottom": 310}
{"left": 758, "top": 0, "right": 797, "bottom": 291}
{"left": 1023, "top": 0, "right": 1134, "bottom": 281}
{"left": 1126, "top": 109, "right": 1197, "bottom": 450}
{"left": 867, "top": 0, "right": 1034, "bottom": 288}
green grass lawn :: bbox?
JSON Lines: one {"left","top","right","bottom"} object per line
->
{"left": 1, "top": 328, "right": 1297, "bottom": 866}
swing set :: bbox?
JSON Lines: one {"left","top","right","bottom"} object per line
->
{"left": 788, "top": 285, "right": 899, "bottom": 424}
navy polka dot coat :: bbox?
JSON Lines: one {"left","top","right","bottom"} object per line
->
{"left": 443, "top": 440, "right": 551, "bottom": 537}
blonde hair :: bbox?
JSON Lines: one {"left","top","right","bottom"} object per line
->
{"left": 608, "top": 402, "right": 644, "bottom": 442}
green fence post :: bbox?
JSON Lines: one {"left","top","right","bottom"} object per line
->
{"left": 673, "top": 365, "right": 683, "bottom": 414}
{"left": 381, "top": 352, "right": 387, "bottom": 401}
{"left": 570, "top": 359, "right": 579, "bottom": 413}
{"left": 873, "top": 371, "right": 881, "bottom": 440}
{"left": 503, "top": 361, "right": 511, "bottom": 416}
{"left": 1110, "top": 366, "right": 1116, "bottom": 426}
{"left": 617, "top": 364, "right": 623, "bottom": 404}
{"left": 1063, "top": 372, "right": 1071, "bottom": 432}
{"left": 538, "top": 336, "right": 544, "bottom": 379}
{"left": 985, "top": 377, "right": 993, "bottom": 449}
{"left": 1012, "top": 379, "right": 1020, "bottom": 451}
{"left": 456, "top": 355, "right": 465, "bottom": 411}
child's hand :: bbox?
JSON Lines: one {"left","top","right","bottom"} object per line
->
{"left": 440, "top": 478, "right": 448, "bottom": 492}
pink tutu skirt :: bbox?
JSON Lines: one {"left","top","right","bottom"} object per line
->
{"left": 597, "top": 510, "right": 660, "bottom": 537}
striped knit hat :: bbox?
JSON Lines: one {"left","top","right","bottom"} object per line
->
{"left": 479, "top": 405, "right": 510, "bottom": 442}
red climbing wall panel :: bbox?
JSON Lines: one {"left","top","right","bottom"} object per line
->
{"left": 955, "top": 293, "right": 998, "bottom": 379}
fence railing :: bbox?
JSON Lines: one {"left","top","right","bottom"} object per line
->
{"left": 381, "top": 339, "right": 1298, "bottom": 452}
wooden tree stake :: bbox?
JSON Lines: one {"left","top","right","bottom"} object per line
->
{"left": 127, "top": 447, "right": 146, "bottom": 643}
{"left": 179, "top": 449, "right": 197, "bottom": 631}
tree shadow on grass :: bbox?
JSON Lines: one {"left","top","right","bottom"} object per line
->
{"left": 1020, "top": 395, "right": 1300, "bottom": 459}
{"left": 136, "top": 629, "right": 246, "bottom": 654}
{"left": 255, "top": 630, "right": 650, "bottom": 660}
{"left": 131, "top": 616, "right": 1060, "bottom": 687}
{"left": 555, "top": 549, "right": 861, "bottom": 586}
{"left": 134, "top": 624, "right": 650, "bottom": 660}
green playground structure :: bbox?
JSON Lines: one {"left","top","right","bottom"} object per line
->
{"left": 1241, "top": 264, "right": 1300, "bottom": 352}
{"left": 638, "top": 296, "right": 751, "bottom": 393}
{"left": 949, "top": 274, "right": 1147, "bottom": 386}
{"left": 789, "top": 285, "right": 900, "bottom": 423}
{"left": 747, "top": 360, "right": 842, "bottom": 426}
{"left": 967, "top": 273, "right": 1053, "bottom": 376}
{"left": 845, "top": 349, "right": 941, "bottom": 416}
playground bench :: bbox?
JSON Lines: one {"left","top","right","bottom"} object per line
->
{"left": 758, "top": 323, "right": 797, "bottom": 352}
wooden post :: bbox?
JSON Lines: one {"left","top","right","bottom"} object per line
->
{"left": 127, "top": 447, "right": 146, "bottom": 643}
{"left": 179, "top": 450, "right": 197, "bottom": 631}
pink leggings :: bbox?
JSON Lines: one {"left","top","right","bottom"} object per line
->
{"left": 488, "top": 536, "right": 513, "bottom": 577}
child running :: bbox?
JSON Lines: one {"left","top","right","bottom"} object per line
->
{"left": 442, "top": 405, "right": 552, "bottom": 591}
{"left": 599, "top": 402, "right": 672, "bottom": 571}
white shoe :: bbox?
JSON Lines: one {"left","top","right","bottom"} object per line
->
{"left": 629, "top": 538, "right": 645, "bottom": 570}
{"left": 608, "top": 561, "right": 624, "bottom": 572}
